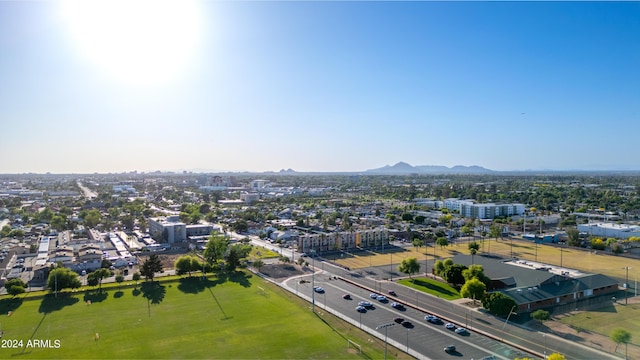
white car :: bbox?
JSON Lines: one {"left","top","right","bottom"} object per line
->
{"left": 445, "top": 322, "right": 456, "bottom": 330}
{"left": 455, "top": 327, "right": 468, "bottom": 334}
{"left": 313, "top": 286, "right": 325, "bottom": 293}
{"left": 376, "top": 295, "right": 387, "bottom": 302}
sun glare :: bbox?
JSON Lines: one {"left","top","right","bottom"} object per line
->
{"left": 59, "top": 0, "right": 203, "bottom": 87}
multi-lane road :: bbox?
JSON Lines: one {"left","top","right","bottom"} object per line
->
{"left": 274, "top": 259, "right": 617, "bottom": 360}
{"left": 285, "top": 271, "right": 531, "bottom": 360}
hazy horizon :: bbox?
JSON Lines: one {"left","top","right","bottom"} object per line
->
{"left": 1, "top": 1, "right": 638, "bottom": 174}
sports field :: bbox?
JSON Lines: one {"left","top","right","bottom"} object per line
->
{"left": 0, "top": 272, "right": 398, "bottom": 359}
{"left": 330, "top": 238, "right": 640, "bottom": 283}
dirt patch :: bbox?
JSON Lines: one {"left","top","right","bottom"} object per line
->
{"left": 260, "top": 264, "right": 309, "bottom": 279}
{"left": 137, "top": 252, "right": 190, "bottom": 269}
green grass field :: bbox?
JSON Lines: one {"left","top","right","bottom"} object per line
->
{"left": 0, "top": 272, "right": 400, "bottom": 359}
{"left": 397, "top": 277, "right": 461, "bottom": 301}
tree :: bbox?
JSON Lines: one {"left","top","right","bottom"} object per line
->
{"left": 4, "top": 278, "right": 27, "bottom": 297}
{"left": 204, "top": 233, "right": 228, "bottom": 266}
{"left": 88, "top": 268, "right": 111, "bottom": 289}
{"left": 489, "top": 225, "right": 502, "bottom": 240}
{"left": 412, "top": 238, "right": 424, "bottom": 251}
{"left": 468, "top": 241, "right": 480, "bottom": 264}
{"left": 87, "top": 273, "right": 99, "bottom": 287}
{"left": 115, "top": 274, "right": 125, "bottom": 287}
{"left": 50, "top": 214, "right": 67, "bottom": 231}
{"left": 226, "top": 245, "right": 247, "bottom": 271}
{"left": 132, "top": 272, "right": 141, "bottom": 282}
{"left": 441, "top": 263, "right": 467, "bottom": 285}
{"left": 253, "top": 259, "right": 264, "bottom": 272}
{"left": 398, "top": 257, "right": 420, "bottom": 280}
{"left": 610, "top": 328, "right": 631, "bottom": 354}
{"left": 175, "top": 256, "right": 190, "bottom": 276}
{"left": 175, "top": 255, "right": 201, "bottom": 277}
{"left": 140, "top": 254, "right": 163, "bottom": 281}
{"left": 531, "top": 309, "right": 551, "bottom": 325}
{"left": 462, "top": 264, "right": 490, "bottom": 286}
{"left": 47, "top": 267, "right": 81, "bottom": 292}
{"left": 436, "top": 236, "right": 449, "bottom": 249}
{"left": 82, "top": 209, "right": 102, "bottom": 228}
{"left": 567, "top": 228, "right": 580, "bottom": 247}
{"left": 460, "top": 277, "right": 486, "bottom": 304}
{"left": 481, "top": 292, "right": 517, "bottom": 317}
{"left": 1, "top": 224, "right": 11, "bottom": 237}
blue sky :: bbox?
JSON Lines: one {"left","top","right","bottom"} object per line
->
{"left": 1, "top": 1, "right": 638, "bottom": 174}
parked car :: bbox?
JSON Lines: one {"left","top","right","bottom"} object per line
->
{"left": 342, "top": 294, "right": 351, "bottom": 300}
{"left": 376, "top": 295, "right": 387, "bottom": 302}
{"left": 313, "top": 286, "right": 325, "bottom": 293}
{"left": 445, "top": 323, "right": 456, "bottom": 330}
{"left": 387, "top": 290, "right": 397, "bottom": 296}
{"left": 391, "top": 302, "right": 404, "bottom": 309}
{"left": 444, "top": 345, "right": 456, "bottom": 353}
{"left": 394, "top": 317, "right": 405, "bottom": 324}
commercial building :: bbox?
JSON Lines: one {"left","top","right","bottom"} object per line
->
{"left": 148, "top": 216, "right": 187, "bottom": 243}
{"left": 577, "top": 222, "right": 640, "bottom": 239}
{"left": 452, "top": 254, "right": 618, "bottom": 313}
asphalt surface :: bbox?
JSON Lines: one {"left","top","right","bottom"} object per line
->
{"left": 275, "top": 258, "right": 618, "bottom": 360}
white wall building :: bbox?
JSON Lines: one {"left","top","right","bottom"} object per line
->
{"left": 577, "top": 222, "right": 640, "bottom": 239}
{"left": 438, "top": 198, "right": 525, "bottom": 219}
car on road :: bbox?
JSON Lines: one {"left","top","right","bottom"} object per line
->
{"left": 445, "top": 323, "right": 456, "bottom": 330}
{"left": 370, "top": 293, "right": 378, "bottom": 299}
{"left": 387, "top": 290, "right": 397, "bottom": 296}
{"left": 394, "top": 317, "right": 404, "bottom": 324}
{"left": 401, "top": 320, "right": 414, "bottom": 328}
{"left": 356, "top": 306, "right": 366, "bottom": 312}
{"left": 358, "top": 301, "right": 373, "bottom": 308}
{"left": 313, "top": 286, "right": 325, "bottom": 293}
{"left": 342, "top": 294, "right": 351, "bottom": 300}
{"left": 425, "top": 315, "right": 441, "bottom": 324}
{"left": 454, "top": 327, "right": 468, "bottom": 334}
{"left": 376, "top": 295, "right": 387, "bottom": 302}
{"left": 444, "top": 345, "right": 456, "bottom": 353}
{"left": 391, "top": 302, "right": 404, "bottom": 309}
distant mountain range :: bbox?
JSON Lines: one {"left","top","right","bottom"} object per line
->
{"left": 364, "top": 162, "right": 494, "bottom": 175}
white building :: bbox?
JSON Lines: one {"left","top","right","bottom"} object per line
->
{"left": 577, "top": 222, "right": 640, "bottom": 239}
{"left": 438, "top": 198, "right": 525, "bottom": 219}
{"left": 148, "top": 216, "right": 187, "bottom": 243}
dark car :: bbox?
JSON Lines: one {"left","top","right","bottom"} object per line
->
{"left": 394, "top": 317, "right": 404, "bottom": 324}
{"left": 342, "top": 294, "right": 351, "bottom": 300}
{"left": 387, "top": 290, "right": 397, "bottom": 296}
{"left": 401, "top": 321, "right": 414, "bottom": 328}
{"left": 444, "top": 345, "right": 456, "bottom": 353}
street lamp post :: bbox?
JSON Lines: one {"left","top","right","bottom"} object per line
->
{"left": 406, "top": 327, "right": 410, "bottom": 352}
{"left": 376, "top": 322, "right": 395, "bottom": 360}
{"left": 543, "top": 334, "right": 547, "bottom": 358}
{"left": 389, "top": 253, "right": 392, "bottom": 281}
{"left": 623, "top": 266, "right": 632, "bottom": 305}
{"left": 502, "top": 305, "right": 517, "bottom": 332}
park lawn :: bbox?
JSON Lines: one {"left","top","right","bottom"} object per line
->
{"left": 0, "top": 272, "right": 390, "bottom": 359}
{"left": 397, "top": 277, "right": 461, "bottom": 301}
{"left": 557, "top": 301, "right": 640, "bottom": 346}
